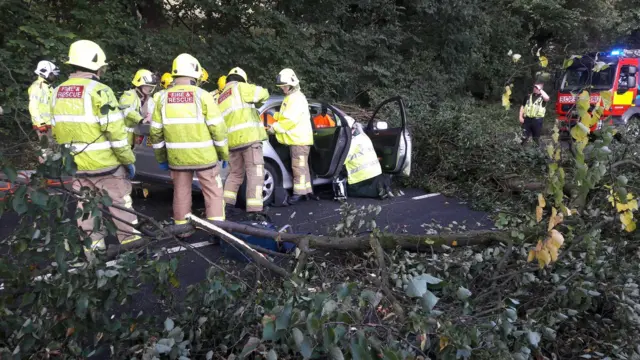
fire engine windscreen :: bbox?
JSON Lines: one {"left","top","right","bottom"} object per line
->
{"left": 561, "top": 64, "right": 616, "bottom": 91}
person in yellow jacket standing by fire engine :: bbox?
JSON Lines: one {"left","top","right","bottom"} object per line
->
{"left": 217, "top": 67, "right": 270, "bottom": 218}
{"left": 51, "top": 40, "right": 141, "bottom": 256}
{"left": 29, "top": 60, "right": 59, "bottom": 161}
{"left": 150, "top": 54, "right": 229, "bottom": 237}
{"left": 268, "top": 68, "right": 318, "bottom": 204}
{"left": 119, "top": 69, "right": 156, "bottom": 147}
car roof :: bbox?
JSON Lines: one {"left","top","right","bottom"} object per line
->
{"left": 259, "top": 95, "right": 340, "bottom": 113}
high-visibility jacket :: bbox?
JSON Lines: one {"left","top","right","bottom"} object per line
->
{"left": 28, "top": 77, "right": 53, "bottom": 127}
{"left": 51, "top": 76, "right": 134, "bottom": 174}
{"left": 119, "top": 89, "right": 143, "bottom": 145}
{"left": 524, "top": 94, "right": 546, "bottom": 118}
{"left": 345, "top": 132, "right": 382, "bottom": 185}
{"left": 313, "top": 114, "right": 336, "bottom": 128}
{"left": 272, "top": 90, "right": 313, "bottom": 146}
{"left": 217, "top": 82, "right": 269, "bottom": 150}
{"left": 210, "top": 89, "right": 220, "bottom": 104}
{"left": 150, "top": 84, "right": 229, "bottom": 170}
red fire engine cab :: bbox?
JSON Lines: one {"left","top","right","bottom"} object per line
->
{"left": 556, "top": 49, "right": 640, "bottom": 134}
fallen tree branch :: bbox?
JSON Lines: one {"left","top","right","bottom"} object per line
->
{"left": 186, "top": 213, "right": 291, "bottom": 279}
{"left": 611, "top": 159, "right": 640, "bottom": 170}
{"left": 205, "top": 221, "right": 509, "bottom": 251}
{"left": 368, "top": 233, "right": 405, "bottom": 321}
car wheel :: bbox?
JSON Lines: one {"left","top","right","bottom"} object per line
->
{"left": 262, "top": 161, "right": 279, "bottom": 205}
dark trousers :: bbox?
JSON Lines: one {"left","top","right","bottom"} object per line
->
{"left": 521, "top": 117, "right": 543, "bottom": 145}
{"left": 347, "top": 174, "right": 391, "bottom": 199}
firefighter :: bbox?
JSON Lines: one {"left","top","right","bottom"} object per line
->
{"left": 28, "top": 60, "right": 59, "bottom": 159}
{"left": 119, "top": 69, "right": 156, "bottom": 147}
{"left": 267, "top": 68, "right": 318, "bottom": 204}
{"left": 519, "top": 83, "right": 549, "bottom": 146}
{"left": 217, "top": 67, "right": 270, "bottom": 218}
{"left": 340, "top": 117, "right": 391, "bottom": 199}
{"left": 150, "top": 53, "right": 229, "bottom": 236}
{"left": 211, "top": 75, "right": 226, "bottom": 103}
{"left": 51, "top": 40, "right": 140, "bottom": 254}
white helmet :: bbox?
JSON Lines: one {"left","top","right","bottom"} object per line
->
{"left": 276, "top": 68, "right": 299, "bottom": 87}
{"left": 34, "top": 60, "right": 60, "bottom": 78}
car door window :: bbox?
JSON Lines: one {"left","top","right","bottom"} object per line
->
{"left": 365, "top": 97, "right": 411, "bottom": 176}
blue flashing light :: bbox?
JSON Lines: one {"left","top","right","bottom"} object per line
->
{"left": 611, "top": 49, "right": 622, "bottom": 56}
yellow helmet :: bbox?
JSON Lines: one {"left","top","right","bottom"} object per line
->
{"left": 228, "top": 67, "right": 247, "bottom": 82}
{"left": 160, "top": 72, "right": 173, "bottom": 89}
{"left": 217, "top": 75, "right": 227, "bottom": 91}
{"left": 65, "top": 40, "right": 108, "bottom": 71}
{"left": 200, "top": 68, "right": 209, "bottom": 83}
{"left": 171, "top": 53, "right": 202, "bottom": 79}
{"left": 132, "top": 69, "right": 155, "bottom": 87}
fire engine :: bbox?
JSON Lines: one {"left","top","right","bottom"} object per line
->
{"left": 556, "top": 49, "right": 640, "bottom": 134}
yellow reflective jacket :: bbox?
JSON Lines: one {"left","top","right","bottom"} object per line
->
{"left": 28, "top": 77, "right": 53, "bottom": 126}
{"left": 345, "top": 131, "right": 382, "bottom": 185}
{"left": 210, "top": 89, "right": 220, "bottom": 104}
{"left": 150, "top": 84, "right": 229, "bottom": 170}
{"left": 217, "top": 82, "right": 269, "bottom": 150}
{"left": 118, "top": 89, "right": 143, "bottom": 145}
{"left": 51, "top": 76, "right": 134, "bottom": 174}
{"left": 272, "top": 90, "right": 313, "bottom": 146}
{"left": 524, "top": 94, "right": 546, "bottom": 118}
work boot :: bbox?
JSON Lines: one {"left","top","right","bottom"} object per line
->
{"left": 307, "top": 192, "right": 320, "bottom": 201}
{"left": 288, "top": 194, "right": 306, "bottom": 205}
{"left": 247, "top": 212, "right": 270, "bottom": 223}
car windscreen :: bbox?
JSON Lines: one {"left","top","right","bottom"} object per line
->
{"left": 561, "top": 64, "right": 616, "bottom": 92}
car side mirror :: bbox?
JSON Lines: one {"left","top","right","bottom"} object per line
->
{"left": 375, "top": 121, "right": 388, "bottom": 130}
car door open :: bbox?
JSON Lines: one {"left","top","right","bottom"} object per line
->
{"left": 309, "top": 103, "right": 352, "bottom": 178}
{"left": 365, "top": 96, "right": 411, "bottom": 176}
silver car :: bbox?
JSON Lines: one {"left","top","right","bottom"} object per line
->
{"left": 133, "top": 96, "right": 411, "bottom": 206}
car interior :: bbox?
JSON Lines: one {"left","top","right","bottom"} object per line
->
{"left": 261, "top": 103, "right": 350, "bottom": 179}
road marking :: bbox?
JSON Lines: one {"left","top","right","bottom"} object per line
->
{"left": 412, "top": 193, "right": 441, "bottom": 200}
{"left": 0, "top": 241, "right": 217, "bottom": 291}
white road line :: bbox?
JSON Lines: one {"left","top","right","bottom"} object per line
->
{"left": 412, "top": 193, "right": 441, "bottom": 200}
{"left": 0, "top": 241, "right": 217, "bottom": 291}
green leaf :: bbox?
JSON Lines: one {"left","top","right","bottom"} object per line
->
{"left": 2, "top": 166, "right": 17, "bottom": 182}
{"left": 266, "top": 349, "right": 278, "bottom": 360}
{"left": 276, "top": 302, "right": 293, "bottom": 331}
{"left": 421, "top": 290, "right": 439, "bottom": 312}
{"left": 239, "top": 337, "right": 260, "bottom": 359}
{"left": 322, "top": 300, "right": 338, "bottom": 317}
{"left": 164, "top": 318, "right": 175, "bottom": 332}
{"left": 292, "top": 328, "right": 305, "bottom": 347}
{"left": 12, "top": 191, "right": 27, "bottom": 215}
{"left": 30, "top": 190, "right": 49, "bottom": 207}
{"left": 527, "top": 331, "right": 541, "bottom": 347}
{"left": 457, "top": 286, "right": 472, "bottom": 301}
{"left": 75, "top": 295, "right": 89, "bottom": 319}
{"left": 21, "top": 292, "right": 36, "bottom": 307}
{"left": 329, "top": 346, "right": 344, "bottom": 360}
{"left": 104, "top": 270, "right": 119, "bottom": 278}
{"left": 262, "top": 319, "right": 275, "bottom": 341}
{"left": 155, "top": 343, "right": 172, "bottom": 354}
